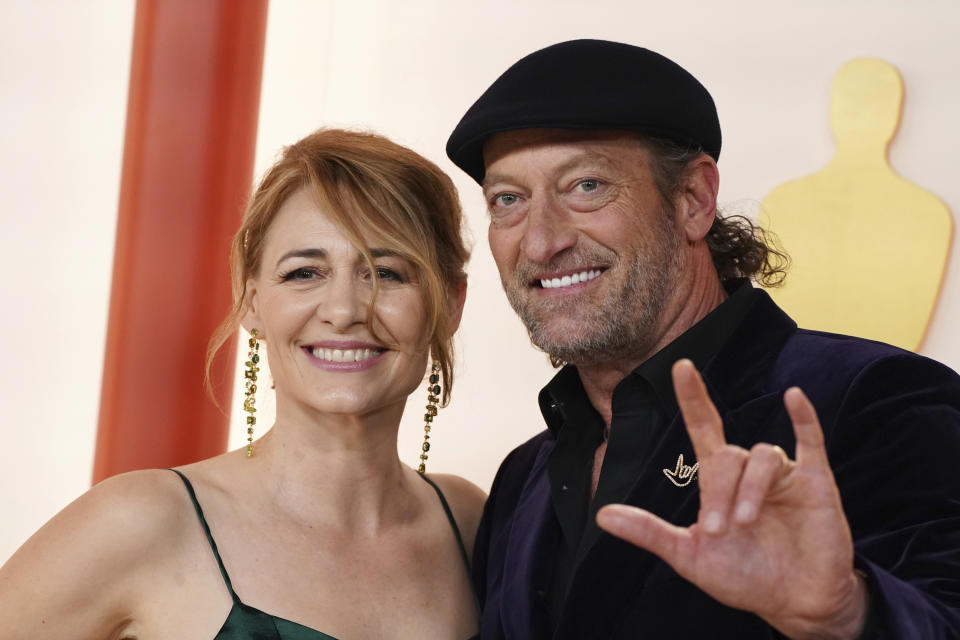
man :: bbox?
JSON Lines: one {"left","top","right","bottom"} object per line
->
{"left": 445, "top": 40, "right": 960, "bottom": 638}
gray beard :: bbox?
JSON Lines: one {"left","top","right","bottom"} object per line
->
{"left": 503, "top": 220, "right": 682, "bottom": 368}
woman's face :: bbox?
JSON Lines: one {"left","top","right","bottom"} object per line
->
{"left": 246, "top": 187, "right": 430, "bottom": 420}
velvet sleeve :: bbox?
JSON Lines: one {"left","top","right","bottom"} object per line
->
{"left": 828, "top": 353, "right": 960, "bottom": 638}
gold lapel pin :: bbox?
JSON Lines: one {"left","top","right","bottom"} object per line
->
{"left": 663, "top": 453, "right": 699, "bottom": 487}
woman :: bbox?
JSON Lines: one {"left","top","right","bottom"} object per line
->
{"left": 0, "top": 129, "right": 485, "bottom": 638}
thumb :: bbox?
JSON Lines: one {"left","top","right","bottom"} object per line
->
{"left": 597, "top": 504, "right": 691, "bottom": 571}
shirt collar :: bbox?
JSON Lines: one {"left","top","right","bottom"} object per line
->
{"left": 538, "top": 279, "right": 759, "bottom": 433}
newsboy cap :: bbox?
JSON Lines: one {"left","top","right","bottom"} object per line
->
{"left": 446, "top": 39, "right": 721, "bottom": 184}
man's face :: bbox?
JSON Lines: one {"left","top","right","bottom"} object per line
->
{"left": 482, "top": 129, "right": 683, "bottom": 366}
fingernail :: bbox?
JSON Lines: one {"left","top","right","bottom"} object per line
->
{"left": 734, "top": 502, "right": 756, "bottom": 523}
{"left": 704, "top": 511, "right": 724, "bottom": 533}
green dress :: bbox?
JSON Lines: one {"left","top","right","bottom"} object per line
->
{"left": 171, "top": 469, "right": 478, "bottom": 639}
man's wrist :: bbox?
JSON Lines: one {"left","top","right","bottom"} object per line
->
{"left": 825, "top": 570, "right": 870, "bottom": 640}
{"left": 774, "top": 571, "right": 870, "bottom": 640}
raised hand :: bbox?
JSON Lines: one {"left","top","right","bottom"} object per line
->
{"left": 596, "top": 359, "right": 869, "bottom": 639}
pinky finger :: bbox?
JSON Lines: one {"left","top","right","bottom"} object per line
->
{"left": 783, "top": 387, "right": 829, "bottom": 470}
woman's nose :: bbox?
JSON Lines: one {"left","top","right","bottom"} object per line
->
{"left": 317, "top": 272, "right": 367, "bottom": 330}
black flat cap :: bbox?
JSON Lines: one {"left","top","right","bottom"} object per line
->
{"left": 446, "top": 39, "right": 721, "bottom": 184}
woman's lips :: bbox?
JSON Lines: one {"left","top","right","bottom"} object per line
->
{"left": 302, "top": 344, "right": 386, "bottom": 371}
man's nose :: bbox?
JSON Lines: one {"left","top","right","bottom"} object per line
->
{"left": 519, "top": 195, "right": 577, "bottom": 264}
{"left": 317, "top": 272, "right": 367, "bottom": 331}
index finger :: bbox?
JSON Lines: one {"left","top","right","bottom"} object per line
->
{"left": 672, "top": 359, "right": 726, "bottom": 459}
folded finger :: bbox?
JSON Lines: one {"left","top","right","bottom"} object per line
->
{"left": 697, "top": 445, "right": 749, "bottom": 535}
{"left": 733, "top": 443, "right": 791, "bottom": 523}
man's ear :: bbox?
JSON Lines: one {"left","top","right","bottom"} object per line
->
{"left": 446, "top": 279, "right": 467, "bottom": 334}
{"left": 676, "top": 154, "right": 720, "bottom": 243}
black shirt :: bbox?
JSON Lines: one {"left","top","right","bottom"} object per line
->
{"left": 538, "top": 280, "right": 759, "bottom": 626}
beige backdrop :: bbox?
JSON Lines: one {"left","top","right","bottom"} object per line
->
{"left": 3, "top": 0, "right": 959, "bottom": 563}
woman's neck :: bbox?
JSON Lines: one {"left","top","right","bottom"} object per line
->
{"left": 243, "top": 398, "right": 418, "bottom": 535}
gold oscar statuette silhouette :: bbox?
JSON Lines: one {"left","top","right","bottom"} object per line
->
{"left": 760, "top": 58, "right": 952, "bottom": 351}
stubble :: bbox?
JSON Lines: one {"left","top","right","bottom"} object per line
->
{"left": 503, "top": 208, "right": 682, "bottom": 367}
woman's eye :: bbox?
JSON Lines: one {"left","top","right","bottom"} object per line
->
{"left": 375, "top": 267, "right": 406, "bottom": 283}
{"left": 281, "top": 267, "right": 319, "bottom": 281}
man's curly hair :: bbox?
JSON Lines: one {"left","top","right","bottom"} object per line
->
{"left": 644, "top": 137, "right": 789, "bottom": 287}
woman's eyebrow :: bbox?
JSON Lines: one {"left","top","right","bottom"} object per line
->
{"left": 275, "top": 247, "right": 326, "bottom": 267}
{"left": 276, "top": 247, "right": 399, "bottom": 267}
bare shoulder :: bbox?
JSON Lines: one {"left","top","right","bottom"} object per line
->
{"left": 5, "top": 468, "right": 194, "bottom": 567}
{"left": 68, "top": 468, "right": 194, "bottom": 543}
{"left": 426, "top": 473, "right": 487, "bottom": 557}
{"left": 0, "top": 469, "right": 195, "bottom": 639}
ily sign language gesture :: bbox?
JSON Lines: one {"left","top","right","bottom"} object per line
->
{"left": 597, "top": 359, "right": 869, "bottom": 639}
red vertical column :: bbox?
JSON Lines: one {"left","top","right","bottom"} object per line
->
{"left": 93, "top": 0, "right": 268, "bottom": 483}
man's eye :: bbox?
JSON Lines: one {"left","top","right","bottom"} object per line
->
{"left": 576, "top": 179, "right": 600, "bottom": 192}
{"left": 494, "top": 193, "right": 519, "bottom": 207}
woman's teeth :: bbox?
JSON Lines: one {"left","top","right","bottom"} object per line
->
{"left": 540, "top": 269, "right": 602, "bottom": 289}
{"left": 310, "top": 347, "right": 381, "bottom": 362}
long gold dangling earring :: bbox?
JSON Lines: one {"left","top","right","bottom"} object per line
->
{"left": 418, "top": 362, "right": 442, "bottom": 473}
{"left": 243, "top": 329, "right": 261, "bottom": 457}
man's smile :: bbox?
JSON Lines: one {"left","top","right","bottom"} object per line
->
{"left": 537, "top": 268, "right": 605, "bottom": 290}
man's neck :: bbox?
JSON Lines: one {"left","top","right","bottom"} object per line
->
{"left": 577, "top": 270, "right": 728, "bottom": 428}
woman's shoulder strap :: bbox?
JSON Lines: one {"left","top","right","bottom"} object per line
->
{"left": 417, "top": 473, "right": 481, "bottom": 615}
{"left": 168, "top": 468, "right": 240, "bottom": 603}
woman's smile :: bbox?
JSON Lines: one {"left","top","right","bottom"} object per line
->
{"left": 302, "top": 341, "right": 388, "bottom": 370}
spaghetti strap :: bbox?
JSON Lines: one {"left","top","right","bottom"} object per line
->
{"left": 168, "top": 468, "right": 240, "bottom": 604}
{"left": 417, "top": 473, "right": 482, "bottom": 616}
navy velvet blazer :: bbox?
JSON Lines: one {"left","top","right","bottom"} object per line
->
{"left": 474, "top": 291, "right": 960, "bottom": 639}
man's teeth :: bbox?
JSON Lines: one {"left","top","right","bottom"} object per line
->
{"left": 310, "top": 347, "right": 381, "bottom": 362}
{"left": 540, "top": 269, "right": 602, "bottom": 289}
